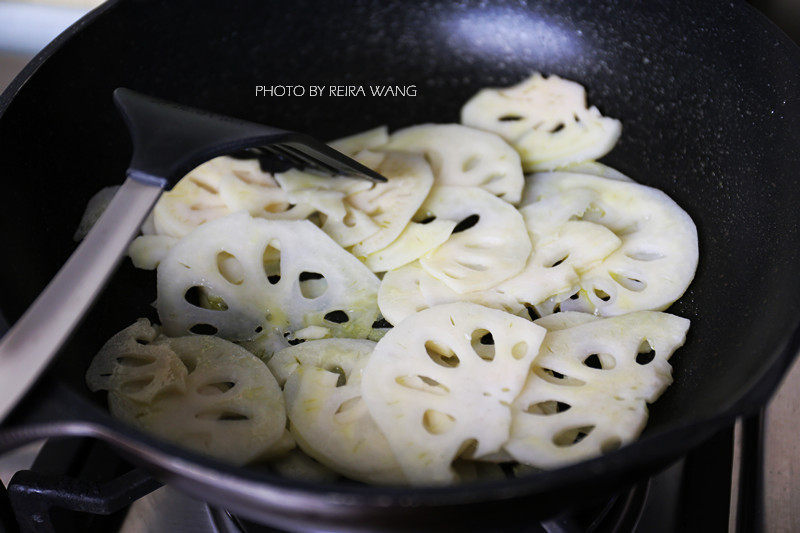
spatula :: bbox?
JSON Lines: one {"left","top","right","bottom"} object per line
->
{"left": 0, "top": 88, "right": 386, "bottom": 423}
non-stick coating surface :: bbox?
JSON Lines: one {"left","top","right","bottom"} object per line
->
{"left": 1, "top": 0, "right": 800, "bottom": 527}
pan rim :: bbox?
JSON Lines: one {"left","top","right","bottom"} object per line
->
{"left": 1, "top": 0, "right": 799, "bottom": 516}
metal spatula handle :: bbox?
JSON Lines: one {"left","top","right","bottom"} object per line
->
{"left": 0, "top": 88, "right": 383, "bottom": 425}
{"left": 0, "top": 179, "right": 162, "bottom": 423}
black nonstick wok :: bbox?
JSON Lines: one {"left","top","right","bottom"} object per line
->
{"left": 1, "top": 0, "right": 800, "bottom": 530}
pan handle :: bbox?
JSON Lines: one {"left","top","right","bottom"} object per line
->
{"left": 0, "top": 378, "right": 108, "bottom": 455}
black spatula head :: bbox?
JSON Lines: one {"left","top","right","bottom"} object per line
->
{"left": 113, "top": 88, "right": 387, "bottom": 188}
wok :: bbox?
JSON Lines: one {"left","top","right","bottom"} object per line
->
{"left": 1, "top": 0, "right": 800, "bottom": 530}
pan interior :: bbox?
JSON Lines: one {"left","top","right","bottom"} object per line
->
{"left": 1, "top": 0, "right": 799, "bottom": 489}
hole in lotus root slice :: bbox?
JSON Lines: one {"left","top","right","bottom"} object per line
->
{"left": 470, "top": 329, "right": 495, "bottom": 361}
{"left": 636, "top": 340, "right": 657, "bottom": 365}
{"left": 626, "top": 250, "right": 664, "bottom": 262}
{"left": 455, "top": 438, "right": 479, "bottom": 460}
{"left": 425, "top": 340, "right": 460, "bottom": 368}
{"left": 217, "top": 252, "right": 244, "bottom": 285}
{"left": 544, "top": 253, "right": 569, "bottom": 268}
{"left": 189, "top": 324, "right": 219, "bottom": 335}
{"left": 610, "top": 271, "right": 647, "bottom": 292}
{"left": 524, "top": 400, "right": 572, "bottom": 416}
{"left": 116, "top": 354, "right": 156, "bottom": 368}
{"left": 183, "top": 287, "right": 229, "bottom": 311}
{"left": 189, "top": 177, "right": 219, "bottom": 195}
{"left": 593, "top": 288, "right": 611, "bottom": 302}
{"left": 552, "top": 425, "right": 595, "bottom": 447}
{"left": 395, "top": 375, "right": 450, "bottom": 396}
{"left": 334, "top": 396, "right": 363, "bottom": 418}
{"left": 582, "top": 353, "right": 616, "bottom": 370}
{"left": 176, "top": 354, "right": 198, "bottom": 374}
{"left": 462, "top": 155, "right": 481, "bottom": 172}
{"left": 183, "top": 286, "right": 203, "bottom": 307}
{"left": 422, "top": 409, "right": 457, "bottom": 435}
{"left": 326, "top": 365, "right": 347, "bottom": 387}
{"left": 372, "top": 317, "right": 393, "bottom": 329}
{"left": 534, "top": 368, "right": 586, "bottom": 387}
{"left": 263, "top": 240, "right": 281, "bottom": 284}
{"left": 498, "top": 114, "right": 524, "bottom": 122}
{"left": 583, "top": 354, "right": 602, "bottom": 369}
{"left": 452, "top": 214, "right": 480, "bottom": 234}
{"left": 299, "top": 272, "right": 328, "bottom": 299}
{"left": 197, "top": 381, "right": 236, "bottom": 395}
{"left": 306, "top": 211, "right": 327, "bottom": 228}
{"left": 323, "top": 310, "right": 349, "bottom": 324}
{"left": 195, "top": 410, "right": 250, "bottom": 422}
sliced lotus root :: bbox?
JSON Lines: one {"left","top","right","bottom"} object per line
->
{"left": 378, "top": 262, "right": 525, "bottom": 326}
{"left": 418, "top": 186, "right": 531, "bottom": 293}
{"left": 273, "top": 340, "right": 406, "bottom": 484}
{"left": 140, "top": 211, "right": 156, "bottom": 235}
{"left": 237, "top": 326, "right": 290, "bottom": 363}
{"left": 504, "top": 311, "right": 690, "bottom": 468}
{"left": 453, "top": 461, "right": 509, "bottom": 483}
{"left": 90, "top": 328, "right": 286, "bottom": 465}
{"left": 533, "top": 311, "right": 599, "bottom": 331}
{"left": 554, "top": 161, "right": 634, "bottom": 182}
{"left": 533, "top": 287, "right": 595, "bottom": 317}
{"left": 259, "top": 428, "right": 297, "bottom": 460}
{"left": 362, "top": 302, "right": 546, "bottom": 484}
{"left": 519, "top": 163, "right": 633, "bottom": 206}
{"left": 525, "top": 172, "right": 698, "bottom": 315}
{"left": 362, "top": 219, "right": 456, "bottom": 273}
{"left": 152, "top": 161, "right": 230, "bottom": 238}
{"left": 285, "top": 325, "right": 331, "bottom": 343}
{"left": 461, "top": 73, "right": 621, "bottom": 171}
{"left": 348, "top": 152, "right": 435, "bottom": 256}
{"left": 86, "top": 318, "right": 186, "bottom": 403}
{"left": 270, "top": 450, "right": 340, "bottom": 483}
{"left": 74, "top": 185, "right": 120, "bottom": 241}
{"left": 381, "top": 124, "right": 524, "bottom": 203}
{"left": 157, "top": 213, "right": 380, "bottom": 341}
{"left": 494, "top": 191, "right": 623, "bottom": 307}
{"left": 213, "top": 157, "right": 297, "bottom": 217}
{"left": 274, "top": 168, "right": 379, "bottom": 247}
{"left": 328, "top": 126, "right": 389, "bottom": 156}
{"left": 128, "top": 235, "right": 179, "bottom": 270}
